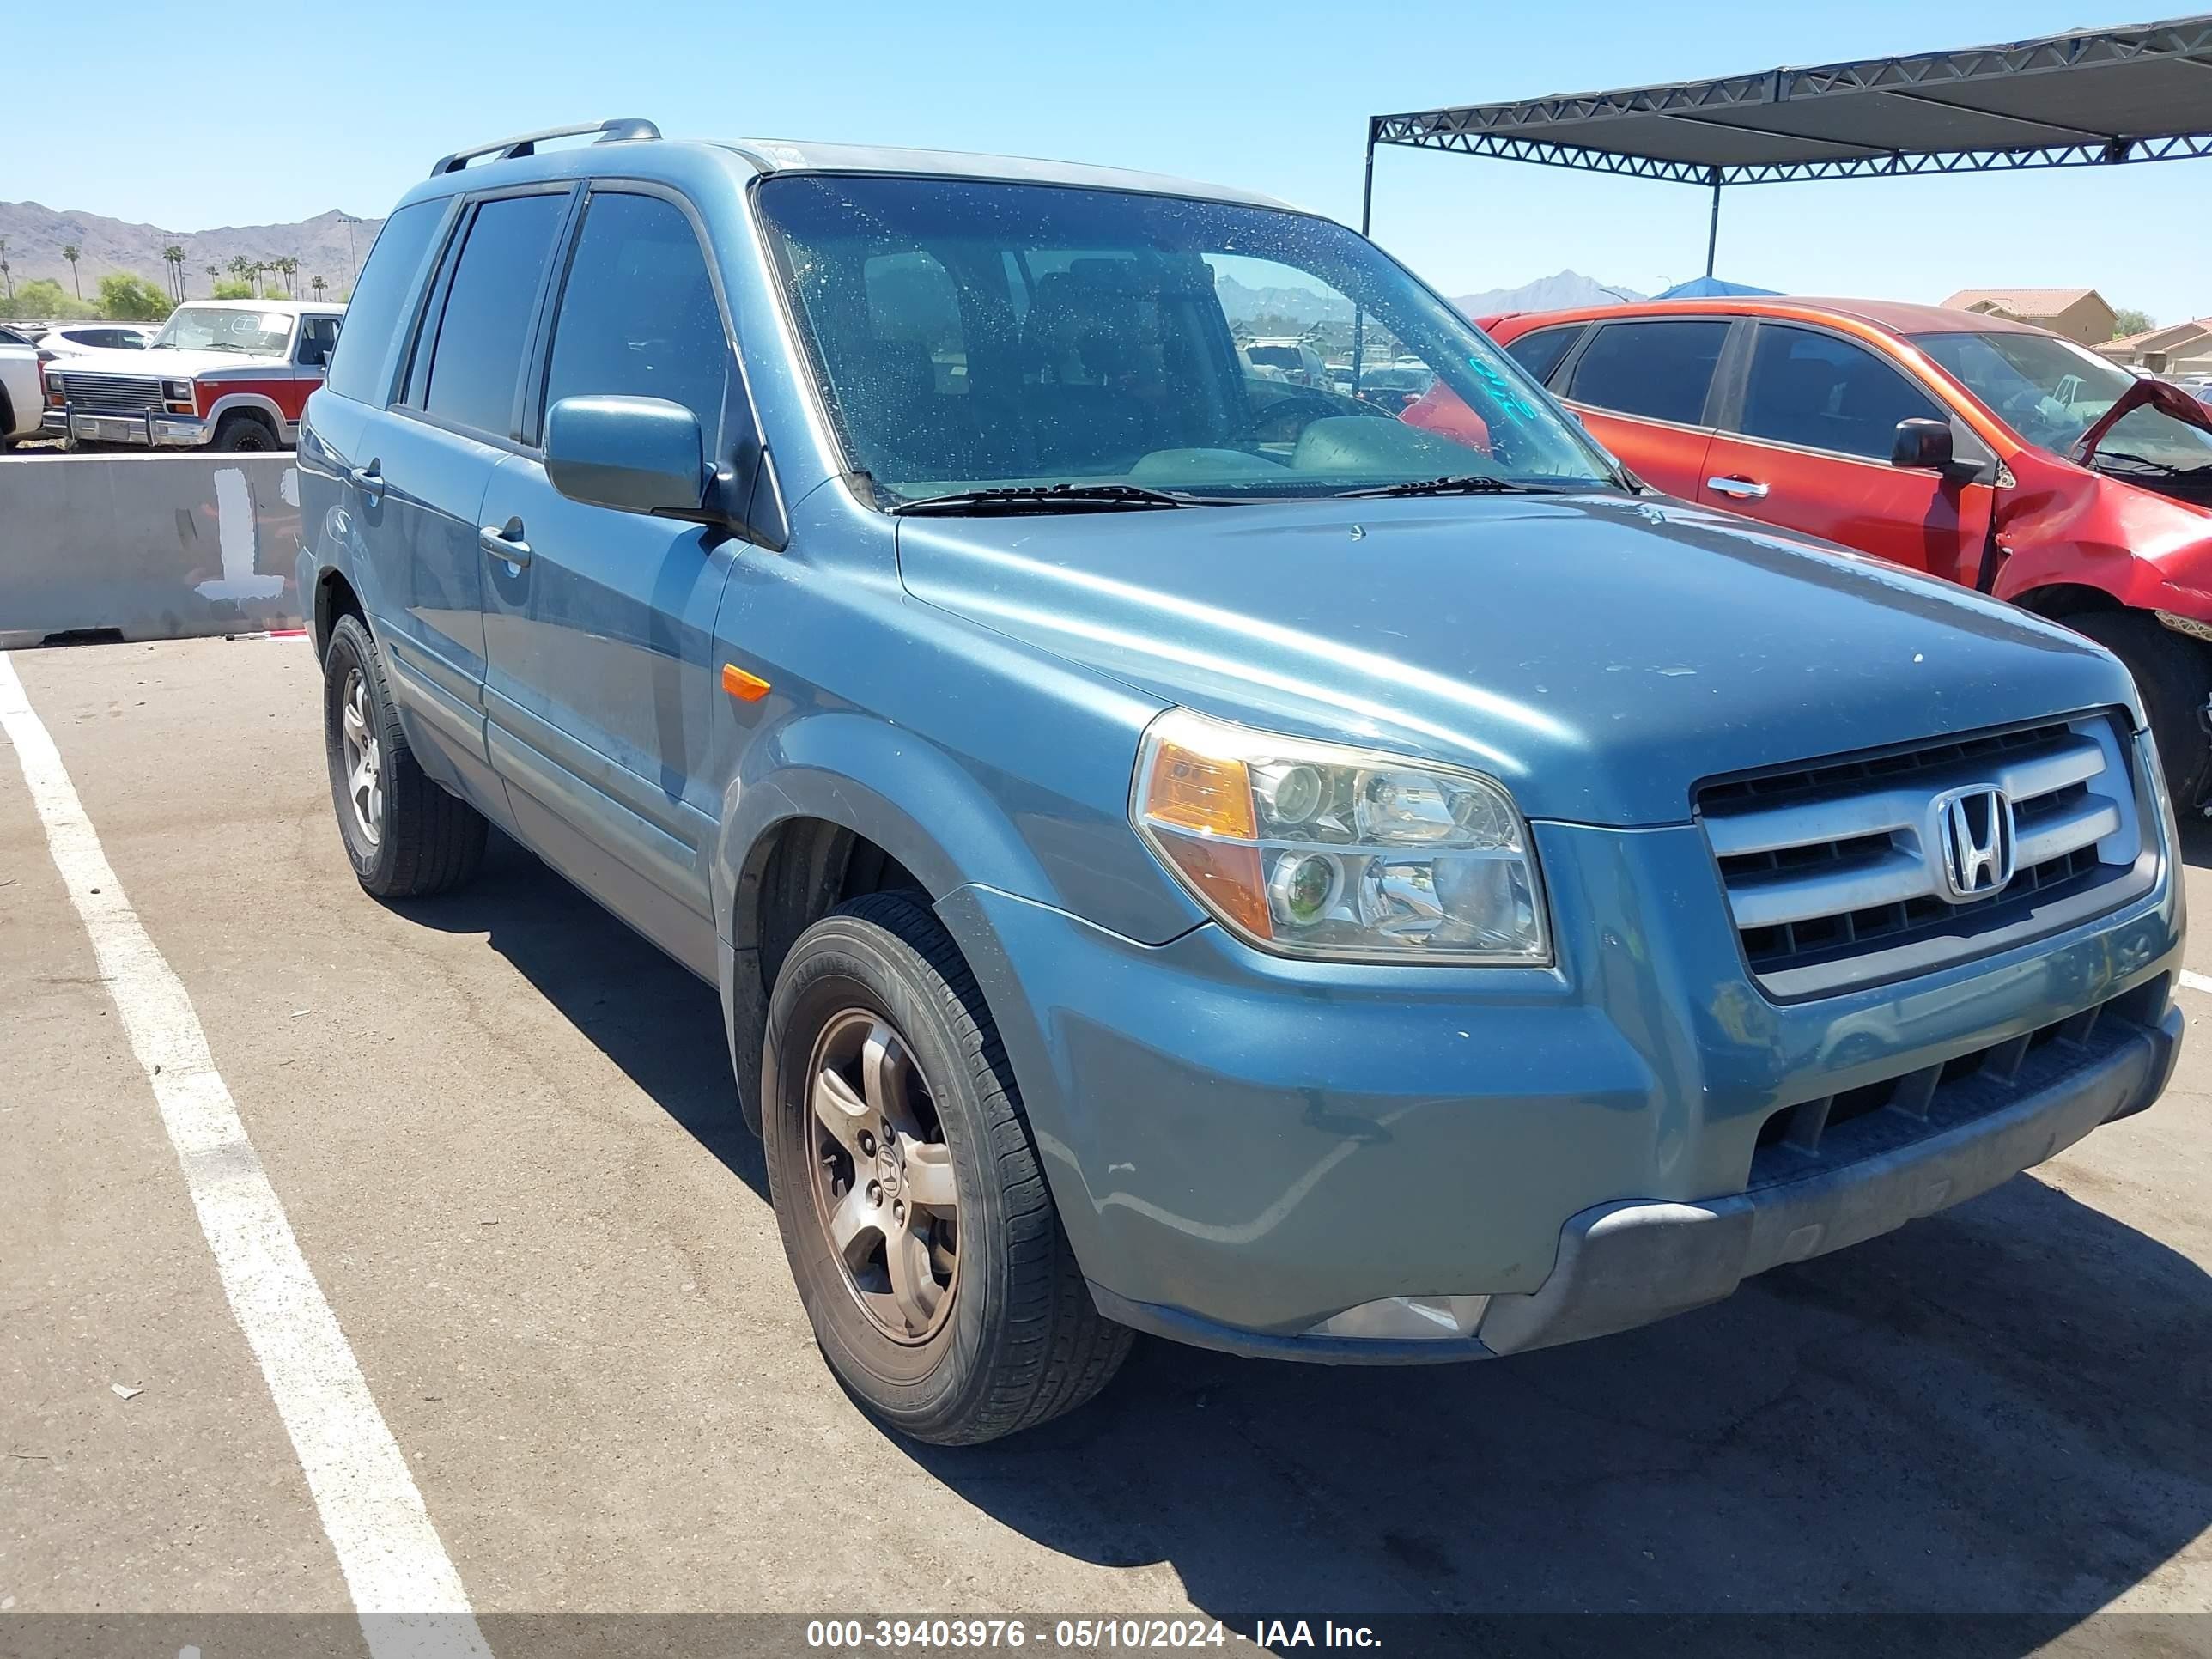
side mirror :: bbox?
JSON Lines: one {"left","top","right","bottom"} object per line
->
{"left": 544, "top": 395, "right": 708, "bottom": 517}
{"left": 1891, "top": 416, "right": 1955, "bottom": 471}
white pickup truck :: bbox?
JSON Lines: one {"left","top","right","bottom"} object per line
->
{"left": 0, "top": 325, "right": 41, "bottom": 448}
{"left": 40, "top": 298, "right": 343, "bottom": 451}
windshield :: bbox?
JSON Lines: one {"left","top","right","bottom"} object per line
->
{"left": 754, "top": 175, "right": 1620, "bottom": 504}
{"left": 151, "top": 307, "right": 295, "bottom": 356}
{"left": 1918, "top": 330, "right": 2212, "bottom": 471}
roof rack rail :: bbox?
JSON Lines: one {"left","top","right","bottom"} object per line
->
{"left": 429, "top": 118, "right": 660, "bottom": 179}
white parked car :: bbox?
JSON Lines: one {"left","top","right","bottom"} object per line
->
{"left": 37, "top": 323, "right": 157, "bottom": 359}
{"left": 40, "top": 298, "right": 343, "bottom": 451}
{"left": 0, "top": 327, "right": 41, "bottom": 448}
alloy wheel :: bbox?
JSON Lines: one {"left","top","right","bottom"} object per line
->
{"left": 338, "top": 668, "right": 382, "bottom": 847}
{"left": 804, "top": 1009, "right": 960, "bottom": 1343}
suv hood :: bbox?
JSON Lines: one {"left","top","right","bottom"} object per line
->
{"left": 896, "top": 493, "right": 2140, "bottom": 826}
{"left": 48, "top": 345, "right": 285, "bottom": 377}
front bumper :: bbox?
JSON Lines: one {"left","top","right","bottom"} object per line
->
{"left": 939, "top": 803, "right": 2183, "bottom": 1363}
{"left": 44, "top": 408, "right": 209, "bottom": 447}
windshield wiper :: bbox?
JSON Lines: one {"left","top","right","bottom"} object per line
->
{"left": 1338, "top": 474, "right": 1590, "bottom": 499}
{"left": 2093, "top": 449, "right": 2212, "bottom": 477}
{"left": 890, "top": 483, "right": 1202, "bottom": 515}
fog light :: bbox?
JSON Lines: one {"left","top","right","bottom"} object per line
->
{"left": 1268, "top": 852, "right": 1337, "bottom": 927}
{"left": 1304, "top": 1293, "right": 1489, "bottom": 1340}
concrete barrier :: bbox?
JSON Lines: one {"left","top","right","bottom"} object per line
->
{"left": 0, "top": 452, "right": 305, "bottom": 647}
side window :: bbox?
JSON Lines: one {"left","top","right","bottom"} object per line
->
{"left": 1738, "top": 325, "right": 1946, "bottom": 459}
{"left": 324, "top": 198, "right": 445, "bottom": 404}
{"left": 420, "top": 192, "right": 569, "bottom": 438}
{"left": 542, "top": 192, "right": 728, "bottom": 442}
{"left": 297, "top": 316, "right": 340, "bottom": 368}
{"left": 1503, "top": 324, "right": 1583, "bottom": 386}
{"left": 1567, "top": 319, "right": 1729, "bottom": 426}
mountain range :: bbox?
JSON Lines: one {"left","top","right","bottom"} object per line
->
{"left": 0, "top": 201, "right": 385, "bottom": 299}
{"left": 1451, "top": 270, "right": 1646, "bottom": 314}
{"left": 0, "top": 198, "right": 1642, "bottom": 325}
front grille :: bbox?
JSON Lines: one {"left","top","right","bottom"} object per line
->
{"left": 1747, "top": 975, "right": 2166, "bottom": 1188}
{"left": 58, "top": 372, "right": 166, "bottom": 413}
{"left": 1699, "top": 714, "right": 2145, "bottom": 997}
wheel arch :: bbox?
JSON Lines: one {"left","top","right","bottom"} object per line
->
{"left": 312, "top": 566, "right": 366, "bottom": 659}
{"left": 2008, "top": 580, "right": 2127, "bottom": 620}
{"left": 714, "top": 716, "right": 1063, "bottom": 1133}
{"left": 205, "top": 392, "right": 286, "bottom": 443}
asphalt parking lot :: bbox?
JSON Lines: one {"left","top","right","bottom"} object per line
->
{"left": 4, "top": 635, "right": 2210, "bottom": 1652}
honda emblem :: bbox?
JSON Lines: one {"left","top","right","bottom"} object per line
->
{"left": 1932, "top": 787, "right": 2016, "bottom": 902}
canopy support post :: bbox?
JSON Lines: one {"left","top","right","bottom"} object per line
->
{"left": 1704, "top": 169, "right": 1722, "bottom": 279}
{"left": 1361, "top": 121, "right": 1377, "bottom": 236}
{"left": 1353, "top": 119, "right": 1378, "bottom": 391}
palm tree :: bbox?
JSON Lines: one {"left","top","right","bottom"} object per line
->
{"left": 0, "top": 238, "right": 12, "bottom": 302}
{"left": 310, "top": 275, "right": 327, "bottom": 301}
{"left": 227, "top": 255, "right": 254, "bottom": 295}
{"left": 273, "top": 255, "right": 300, "bottom": 297}
{"left": 61, "top": 244, "right": 82, "bottom": 299}
{"left": 205, "top": 264, "right": 221, "bottom": 295}
{"left": 162, "top": 245, "right": 186, "bottom": 301}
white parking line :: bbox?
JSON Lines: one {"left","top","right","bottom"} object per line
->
{"left": 0, "top": 653, "right": 490, "bottom": 1659}
{"left": 2182, "top": 969, "right": 2212, "bottom": 997}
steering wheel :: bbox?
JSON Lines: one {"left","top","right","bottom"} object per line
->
{"left": 1250, "top": 387, "right": 1382, "bottom": 447}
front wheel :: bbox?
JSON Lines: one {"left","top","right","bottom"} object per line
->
{"left": 2068, "top": 611, "right": 2212, "bottom": 807}
{"left": 213, "top": 414, "right": 280, "bottom": 452}
{"left": 763, "top": 893, "right": 1132, "bottom": 1444}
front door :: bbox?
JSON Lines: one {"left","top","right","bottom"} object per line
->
{"left": 1698, "top": 321, "right": 1991, "bottom": 586}
{"left": 478, "top": 186, "right": 742, "bottom": 979}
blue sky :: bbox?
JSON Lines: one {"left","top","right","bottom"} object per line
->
{"left": 29, "top": 0, "right": 2210, "bottom": 322}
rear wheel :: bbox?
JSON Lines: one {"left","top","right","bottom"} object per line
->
{"left": 763, "top": 893, "right": 1132, "bottom": 1444}
{"left": 2069, "top": 610, "right": 2211, "bottom": 806}
{"left": 321, "top": 612, "right": 487, "bottom": 898}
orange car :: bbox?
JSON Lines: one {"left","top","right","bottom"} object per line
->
{"left": 1455, "top": 298, "right": 2212, "bottom": 801}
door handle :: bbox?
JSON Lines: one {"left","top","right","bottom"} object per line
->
{"left": 479, "top": 519, "right": 531, "bottom": 568}
{"left": 1706, "top": 475, "right": 1770, "bottom": 501}
{"left": 345, "top": 460, "right": 384, "bottom": 502}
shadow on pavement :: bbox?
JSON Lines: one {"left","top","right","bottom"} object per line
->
{"left": 402, "top": 837, "right": 2211, "bottom": 1648}
{"left": 396, "top": 831, "right": 767, "bottom": 1202}
{"left": 2179, "top": 813, "right": 2212, "bottom": 872}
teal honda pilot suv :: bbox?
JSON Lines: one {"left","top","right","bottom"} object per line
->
{"left": 297, "top": 118, "right": 2184, "bottom": 1444}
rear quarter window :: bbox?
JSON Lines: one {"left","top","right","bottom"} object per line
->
{"left": 1502, "top": 324, "right": 1583, "bottom": 386}
{"left": 323, "top": 198, "right": 446, "bottom": 405}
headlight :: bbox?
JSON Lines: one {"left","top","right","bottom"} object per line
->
{"left": 163, "top": 380, "right": 194, "bottom": 401}
{"left": 1131, "top": 709, "right": 1548, "bottom": 963}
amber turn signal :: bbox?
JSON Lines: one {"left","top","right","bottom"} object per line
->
{"left": 720, "top": 663, "right": 771, "bottom": 702}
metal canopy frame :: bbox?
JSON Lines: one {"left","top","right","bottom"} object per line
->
{"left": 1363, "top": 15, "right": 2212, "bottom": 276}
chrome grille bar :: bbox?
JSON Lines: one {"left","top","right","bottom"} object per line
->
{"left": 1700, "top": 715, "right": 2142, "bottom": 994}
{"left": 58, "top": 373, "right": 167, "bottom": 413}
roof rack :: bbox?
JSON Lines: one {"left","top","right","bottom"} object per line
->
{"left": 429, "top": 118, "right": 660, "bottom": 179}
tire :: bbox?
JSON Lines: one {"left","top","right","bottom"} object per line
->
{"left": 213, "top": 413, "right": 279, "bottom": 452}
{"left": 2068, "top": 610, "right": 2212, "bottom": 806}
{"left": 763, "top": 892, "right": 1132, "bottom": 1444}
{"left": 321, "top": 612, "right": 487, "bottom": 898}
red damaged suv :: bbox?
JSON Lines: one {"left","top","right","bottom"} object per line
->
{"left": 1461, "top": 299, "right": 2212, "bottom": 802}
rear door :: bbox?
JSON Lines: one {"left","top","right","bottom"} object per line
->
{"left": 1698, "top": 321, "right": 1992, "bottom": 584}
{"left": 346, "top": 185, "right": 576, "bottom": 812}
{"left": 1553, "top": 317, "right": 1732, "bottom": 499}
{"left": 476, "top": 184, "right": 744, "bottom": 979}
